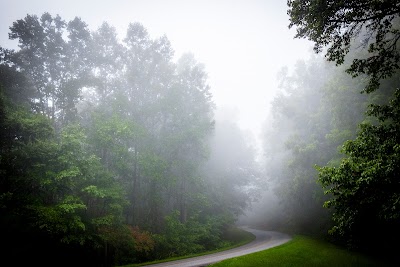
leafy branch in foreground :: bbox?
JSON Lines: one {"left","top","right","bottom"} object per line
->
{"left": 288, "top": 0, "right": 400, "bottom": 92}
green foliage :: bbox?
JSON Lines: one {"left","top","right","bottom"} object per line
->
{"left": 287, "top": 0, "right": 400, "bottom": 253}
{"left": 0, "top": 12, "right": 254, "bottom": 266}
{"left": 258, "top": 3, "right": 400, "bottom": 251}
{"left": 153, "top": 211, "right": 203, "bottom": 258}
{"left": 317, "top": 89, "right": 400, "bottom": 250}
{"left": 7, "top": 13, "right": 92, "bottom": 126}
{"left": 97, "top": 224, "right": 136, "bottom": 266}
{"left": 262, "top": 46, "right": 399, "bottom": 237}
{"left": 127, "top": 226, "right": 155, "bottom": 262}
{"left": 264, "top": 57, "right": 357, "bottom": 235}
{"left": 32, "top": 196, "right": 87, "bottom": 244}
{"left": 288, "top": 0, "right": 400, "bottom": 93}
{"left": 153, "top": 210, "right": 232, "bottom": 259}
{"left": 0, "top": 84, "right": 129, "bottom": 264}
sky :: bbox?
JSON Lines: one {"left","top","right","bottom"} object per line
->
{"left": 0, "top": 0, "right": 313, "bottom": 152}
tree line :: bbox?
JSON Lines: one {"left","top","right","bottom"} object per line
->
{"left": 0, "top": 13, "right": 258, "bottom": 266}
{"left": 259, "top": 0, "right": 399, "bottom": 259}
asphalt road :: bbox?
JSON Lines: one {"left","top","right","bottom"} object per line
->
{"left": 142, "top": 227, "right": 292, "bottom": 267}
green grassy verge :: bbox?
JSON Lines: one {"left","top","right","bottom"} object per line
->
{"left": 119, "top": 226, "right": 256, "bottom": 267}
{"left": 209, "top": 235, "right": 396, "bottom": 267}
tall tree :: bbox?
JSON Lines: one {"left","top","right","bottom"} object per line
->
{"left": 0, "top": 81, "right": 129, "bottom": 266}
{"left": 90, "top": 22, "right": 124, "bottom": 104}
{"left": 288, "top": 1, "right": 400, "bottom": 253}
{"left": 172, "top": 53, "right": 214, "bottom": 223}
{"left": 1, "top": 12, "right": 246, "bottom": 264}
{"left": 262, "top": 55, "right": 372, "bottom": 235}
{"left": 318, "top": 89, "right": 400, "bottom": 252}
{"left": 265, "top": 57, "right": 333, "bottom": 234}
{"left": 8, "top": 13, "right": 93, "bottom": 129}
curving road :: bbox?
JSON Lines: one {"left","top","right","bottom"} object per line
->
{"left": 142, "top": 227, "right": 291, "bottom": 267}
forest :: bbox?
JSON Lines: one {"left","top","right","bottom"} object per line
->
{"left": 0, "top": 13, "right": 260, "bottom": 266}
{"left": 1, "top": 1, "right": 400, "bottom": 266}
{"left": 251, "top": 0, "right": 400, "bottom": 258}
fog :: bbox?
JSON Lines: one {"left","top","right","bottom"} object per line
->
{"left": 0, "top": 0, "right": 321, "bottom": 229}
{"left": 2, "top": 1, "right": 400, "bottom": 266}
{"left": 0, "top": 0, "right": 322, "bottom": 243}
{"left": 0, "top": 0, "right": 312, "bottom": 149}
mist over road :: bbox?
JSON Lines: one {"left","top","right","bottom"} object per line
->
{"left": 142, "top": 227, "right": 291, "bottom": 267}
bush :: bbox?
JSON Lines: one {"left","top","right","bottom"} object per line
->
{"left": 152, "top": 210, "right": 233, "bottom": 259}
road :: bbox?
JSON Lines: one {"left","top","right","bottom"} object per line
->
{"left": 142, "top": 227, "right": 291, "bottom": 267}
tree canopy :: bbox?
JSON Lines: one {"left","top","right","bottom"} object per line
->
{"left": 0, "top": 13, "right": 256, "bottom": 266}
{"left": 288, "top": 0, "right": 400, "bottom": 92}
{"left": 318, "top": 88, "right": 400, "bottom": 250}
{"left": 287, "top": 0, "right": 400, "bottom": 254}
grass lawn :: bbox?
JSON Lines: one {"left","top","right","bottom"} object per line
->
{"left": 209, "top": 235, "right": 397, "bottom": 267}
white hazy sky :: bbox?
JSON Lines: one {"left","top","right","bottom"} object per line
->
{"left": 0, "top": 0, "right": 313, "bottom": 149}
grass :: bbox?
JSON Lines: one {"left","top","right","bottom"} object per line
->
{"left": 209, "top": 235, "right": 397, "bottom": 267}
{"left": 118, "top": 226, "right": 256, "bottom": 267}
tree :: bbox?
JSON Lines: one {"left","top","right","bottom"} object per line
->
{"left": 258, "top": 53, "right": 382, "bottom": 235}
{"left": 263, "top": 57, "right": 334, "bottom": 234}
{"left": 90, "top": 22, "right": 124, "bottom": 104}
{"left": 7, "top": 13, "right": 93, "bottom": 129}
{"left": 162, "top": 53, "right": 215, "bottom": 223}
{"left": 288, "top": 1, "right": 400, "bottom": 255}
{"left": 2, "top": 12, "right": 245, "bottom": 264}
{"left": 0, "top": 66, "right": 131, "bottom": 266}
{"left": 317, "top": 89, "right": 400, "bottom": 252}
{"left": 288, "top": 0, "right": 400, "bottom": 92}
